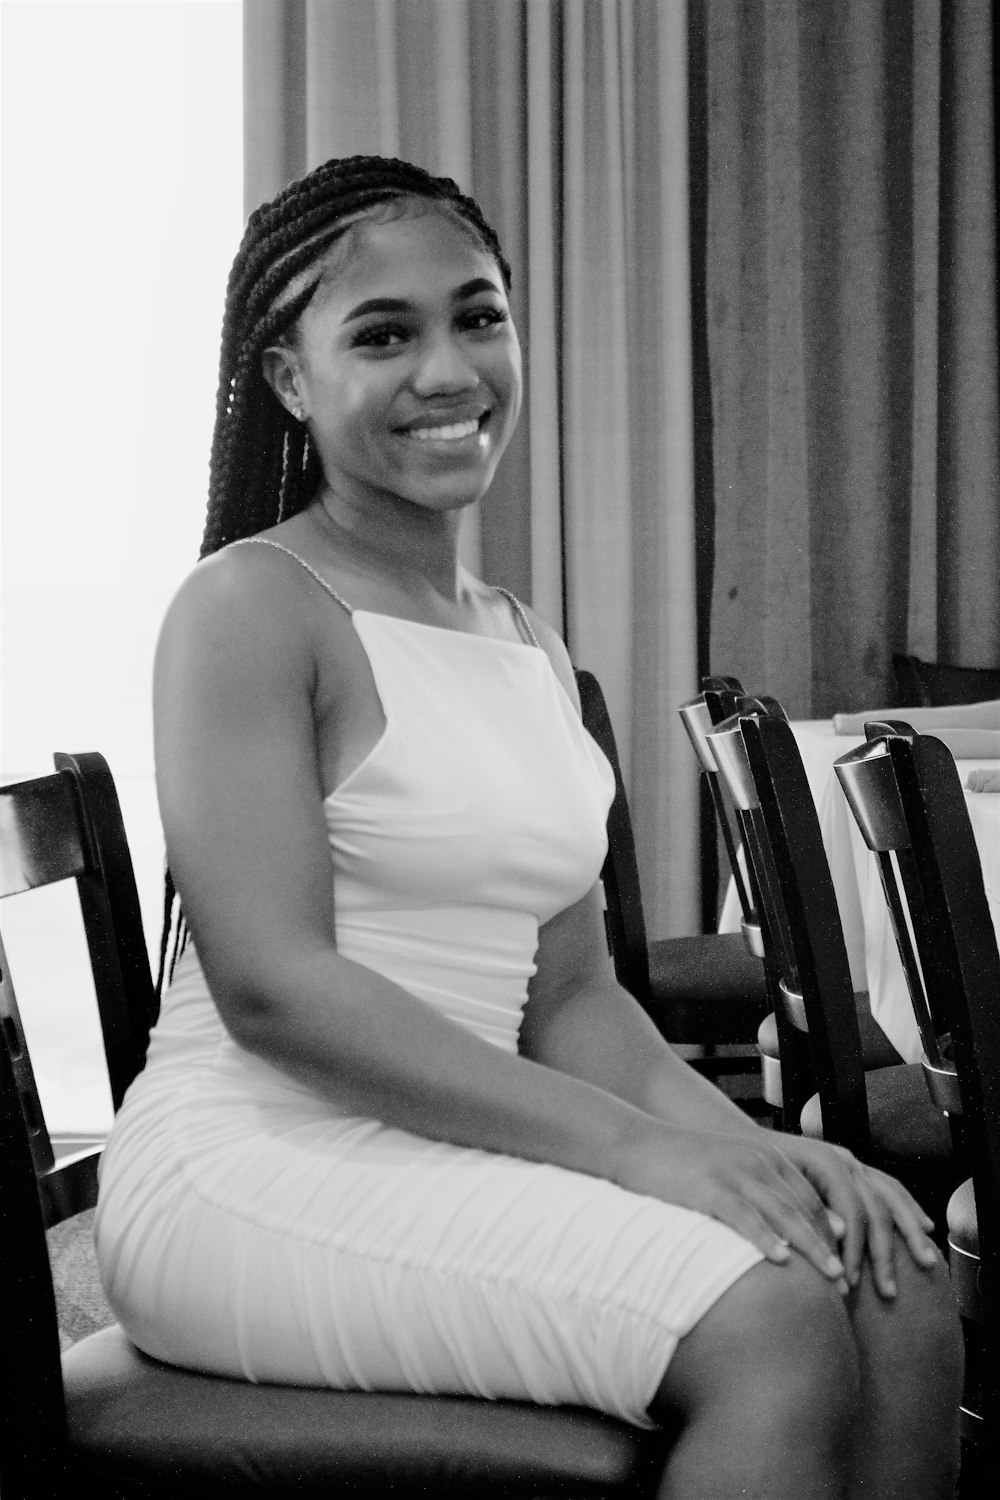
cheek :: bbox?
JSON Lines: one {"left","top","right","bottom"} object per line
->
{"left": 313, "top": 374, "right": 389, "bottom": 438}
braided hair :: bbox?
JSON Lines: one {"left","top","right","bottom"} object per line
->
{"left": 157, "top": 156, "right": 511, "bottom": 997}
{"left": 200, "top": 153, "right": 511, "bottom": 559}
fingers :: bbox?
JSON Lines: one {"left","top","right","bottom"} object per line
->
{"left": 696, "top": 1144, "right": 850, "bottom": 1288}
{"left": 844, "top": 1164, "right": 898, "bottom": 1297}
{"left": 793, "top": 1145, "right": 939, "bottom": 1300}
{"left": 857, "top": 1166, "right": 939, "bottom": 1280}
{"left": 737, "top": 1174, "right": 850, "bottom": 1291}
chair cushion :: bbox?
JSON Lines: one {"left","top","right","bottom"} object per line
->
{"left": 757, "top": 993, "right": 902, "bottom": 1069}
{"left": 63, "top": 1325, "right": 668, "bottom": 1493}
{"left": 799, "top": 1063, "right": 953, "bottom": 1162}
{"left": 647, "top": 932, "right": 769, "bottom": 1043}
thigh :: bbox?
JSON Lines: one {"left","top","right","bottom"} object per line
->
{"left": 101, "top": 1113, "right": 763, "bottom": 1424}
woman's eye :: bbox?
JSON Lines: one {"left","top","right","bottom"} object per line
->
{"left": 351, "top": 323, "right": 409, "bottom": 350}
{"left": 461, "top": 306, "right": 509, "bottom": 333}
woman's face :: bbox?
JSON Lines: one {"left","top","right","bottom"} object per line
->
{"left": 268, "top": 208, "right": 522, "bottom": 518}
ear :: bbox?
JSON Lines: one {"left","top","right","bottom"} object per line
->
{"left": 261, "top": 344, "right": 306, "bottom": 420}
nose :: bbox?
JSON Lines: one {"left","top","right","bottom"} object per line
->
{"left": 411, "top": 329, "right": 479, "bottom": 396}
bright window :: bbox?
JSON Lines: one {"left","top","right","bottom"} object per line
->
{"left": 1, "top": 0, "right": 243, "bottom": 1134}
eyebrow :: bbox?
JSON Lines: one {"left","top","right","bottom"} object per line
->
{"left": 342, "top": 277, "right": 503, "bottom": 324}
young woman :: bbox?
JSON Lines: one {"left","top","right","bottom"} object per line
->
{"left": 95, "top": 156, "right": 962, "bottom": 1497}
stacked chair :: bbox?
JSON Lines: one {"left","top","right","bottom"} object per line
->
{"left": 705, "top": 701, "right": 955, "bottom": 1220}
{"left": 833, "top": 725, "right": 1000, "bottom": 1452}
{"left": 0, "top": 752, "right": 677, "bottom": 1498}
{"left": 576, "top": 671, "right": 770, "bottom": 1110}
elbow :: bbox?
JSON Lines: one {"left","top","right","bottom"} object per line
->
{"left": 198, "top": 944, "right": 330, "bottom": 1058}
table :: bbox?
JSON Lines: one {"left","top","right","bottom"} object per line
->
{"left": 719, "top": 720, "right": 1000, "bottom": 1063}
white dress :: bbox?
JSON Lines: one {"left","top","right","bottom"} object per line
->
{"left": 95, "top": 553, "right": 762, "bottom": 1428}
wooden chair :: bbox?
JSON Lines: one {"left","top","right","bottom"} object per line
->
{"left": 0, "top": 753, "right": 671, "bottom": 1498}
{"left": 833, "top": 727, "right": 1000, "bottom": 1443}
{"left": 575, "top": 672, "right": 769, "bottom": 1107}
{"left": 706, "top": 704, "right": 955, "bottom": 1216}
{"left": 891, "top": 652, "right": 1000, "bottom": 709}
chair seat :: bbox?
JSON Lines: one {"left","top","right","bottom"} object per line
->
{"left": 800, "top": 1063, "right": 953, "bottom": 1161}
{"left": 757, "top": 993, "right": 903, "bottom": 1072}
{"left": 647, "top": 932, "right": 769, "bottom": 1043}
{"left": 63, "top": 1325, "right": 667, "bottom": 1495}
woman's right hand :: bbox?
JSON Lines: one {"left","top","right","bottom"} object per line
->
{"left": 614, "top": 1121, "right": 850, "bottom": 1290}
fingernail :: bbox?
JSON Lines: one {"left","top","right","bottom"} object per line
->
{"left": 773, "top": 1240, "right": 791, "bottom": 1261}
{"left": 883, "top": 1278, "right": 898, "bottom": 1298}
{"left": 921, "top": 1245, "right": 938, "bottom": 1266}
{"left": 836, "top": 1277, "right": 850, "bottom": 1296}
{"left": 826, "top": 1255, "right": 845, "bottom": 1276}
{"left": 827, "top": 1212, "right": 847, "bottom": 1237}
{"left": 849, "top": 1269, "right": 860, "bottom": 1287}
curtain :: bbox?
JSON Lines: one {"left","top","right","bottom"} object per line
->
{"left": 243, "top": 0, "right": 701, "bottom": 936}
{"left": 695, "top": 0, "right": 1000, "bottom": 719}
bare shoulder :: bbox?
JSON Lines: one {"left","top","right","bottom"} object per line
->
{"left": 518, "top": 603, "right": 582, "bottom": 712}
{"left": 157, "top": 539, "right": 354, "bottom": 678}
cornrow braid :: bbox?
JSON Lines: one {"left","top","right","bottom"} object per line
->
{"left": 200, "top": 154, "right": 511, "bottom": 558}
{"left": 160, "top": 156, "right": 511, "bottom": 990}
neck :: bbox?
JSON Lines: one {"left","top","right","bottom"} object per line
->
{"left": 311, "top": 487, "right": 472, "bottom": 603}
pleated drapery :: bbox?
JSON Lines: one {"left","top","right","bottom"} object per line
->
{"left": 698, "top": 0, "right": 1000, "bottom": 718}
{"left": 243, "top": 0, "right": 701, "bottom": 936}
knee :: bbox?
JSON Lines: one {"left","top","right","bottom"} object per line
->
{"left": 657, "top": 1256, "right": 861, "bottom": 1440}
{"left": 852, "top": 1249, "right": 963, "bottom": 1400}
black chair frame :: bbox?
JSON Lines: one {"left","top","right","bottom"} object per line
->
{"left": 835, "top": 728, "right": 1000, "bottom": 1439}
{"left": 576, "top": 671, "right": 769, "bottom": 1100}
{"left": 1, "top": 753, "right": 670, "bottom": 1498}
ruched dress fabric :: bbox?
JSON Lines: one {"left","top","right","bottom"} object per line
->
{"left": 95, "top": 592, "right": 763, "bottom": 1428}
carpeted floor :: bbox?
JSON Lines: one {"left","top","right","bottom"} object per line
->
{"left": 48, "top": 1209, "right": 115, "bottom": 1350}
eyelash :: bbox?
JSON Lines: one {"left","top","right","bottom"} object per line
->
{"left": 351, "top": 307, "right": 509, "bottom": 349}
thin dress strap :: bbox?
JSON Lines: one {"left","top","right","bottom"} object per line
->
{"left": 225, "top": 538, "right": 354, "bottom": 615}
{"left": 493, "top": 586, "right": 540, "bottom": 648}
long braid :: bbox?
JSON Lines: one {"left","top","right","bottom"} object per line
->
{"left": 161, "top": 154, "right": 511, "bottom": 987}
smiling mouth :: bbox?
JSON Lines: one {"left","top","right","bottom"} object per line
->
{"left": 404, "top": 415, "right": 486, "bottom": 443}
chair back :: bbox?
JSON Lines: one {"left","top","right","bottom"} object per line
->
{"left": 709, "top": 703, "right": 871, "bottom": 1154}
{"left": 575, "top": 670, "right": 652, "bottom": 1007}
{"left": 833, "top": 732, "right": 960, "bottom": 1114}
{"left": 853, "top": 729, "right": 1000, "bottom": 1422}
{"left": 679, "top": 677, "right": 755, "bottom": 929}
{"left": 0, "top": 751, "right": 155, "bottom": 1491}
{"left": 892, "top": 652, "right": 1000, "bottom": 709}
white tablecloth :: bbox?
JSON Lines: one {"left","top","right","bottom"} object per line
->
{"left": 719, "top": 720, "right": 1000, "bottom": 1062}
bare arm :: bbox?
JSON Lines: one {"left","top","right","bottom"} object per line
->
{"left": 519, "top": 881, "right": 760, "bottom": 1139}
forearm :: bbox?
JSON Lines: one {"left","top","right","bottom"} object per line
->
{"left": 211, "top": 942, "right": 665, "bottom": 1181}
{"left": 523, "top": 975, "right": 763, "bottom": 1140}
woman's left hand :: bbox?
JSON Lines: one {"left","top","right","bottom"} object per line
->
{"left": 772, "top": 1135, "right": 940, "bottom": 1299}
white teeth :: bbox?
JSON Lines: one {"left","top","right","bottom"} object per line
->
{"left": 409, "top": 418, "right": 480, "bottom": 442}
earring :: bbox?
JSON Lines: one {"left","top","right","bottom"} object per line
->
{"left": 292, "top": 406, "right": 306, "bottom": 423}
